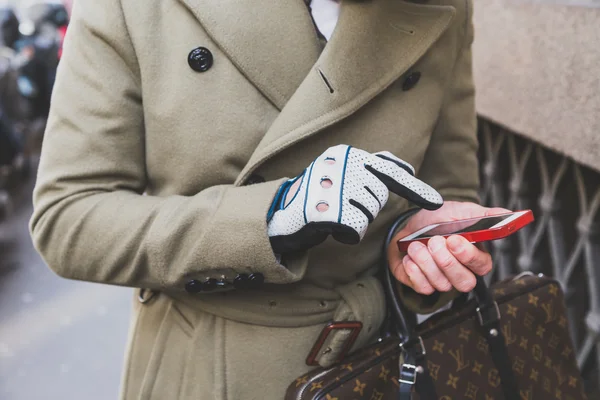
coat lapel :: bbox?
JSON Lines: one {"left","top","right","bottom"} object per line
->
{"left": 179, "top": 0, "right": 322, "bottom": 109}
{"left": 181, "top": 0, "right": 456, "bottom": 185}
{"left": 235, "top": 0, "right": 456, "bottom": 185}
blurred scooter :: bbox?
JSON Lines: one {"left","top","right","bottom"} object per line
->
{"left": 0, "top": 46, "right": 32, "bottom": 222}
{"left": 14, "top": 1, "right": 68, "bottom": 121}
{"left": 0, "top": 2, "right": 70, "bottom": 222}
{"left": 0, "top": 6, "right": 21, "bottom": 50}
{"left": 0, "top": 106, "right": 21, "bottom": 220}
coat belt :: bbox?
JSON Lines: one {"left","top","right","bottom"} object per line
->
{"left": 160, "top": 276, "right": 386, "bottom": 330}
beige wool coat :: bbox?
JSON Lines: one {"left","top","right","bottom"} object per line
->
{"left": 30, "top": 0, "right": 479, "bottom": 398}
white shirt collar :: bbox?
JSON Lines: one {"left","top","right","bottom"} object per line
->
{"left": 309, "top": 0, "right": 341, "bottom": 41}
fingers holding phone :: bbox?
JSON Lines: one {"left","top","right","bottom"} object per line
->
{"left": 403, "top": 235, "right": 488, "bottom": 294}
{"left": 445, "top": 235, "right": 493, "bottom": 276}
{"left": 388, "top": 202, "right": 532, "bottom": 295}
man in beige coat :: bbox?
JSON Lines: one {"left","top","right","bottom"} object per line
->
{"left": 30, "top": 0, "right": 501, "bottom": 398}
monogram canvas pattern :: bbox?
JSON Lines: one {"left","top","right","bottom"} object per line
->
{"left": 287, "top": 275, "right": 587, "bottom": 400}
{"left": 288, "top": 338, "right": 403, "bottom": 400}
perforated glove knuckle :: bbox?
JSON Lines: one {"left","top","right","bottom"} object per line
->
{"left": 267, "top": 145, "right": 443, "bottom": 253}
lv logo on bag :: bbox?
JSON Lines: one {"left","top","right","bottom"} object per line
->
{"left": 287, "top": 260, "right": 588, "bottom": 400}
{"left": 448, "top": 345, "right": 470, "bottom": 372}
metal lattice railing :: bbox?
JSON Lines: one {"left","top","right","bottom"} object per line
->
{"left": 478, "top": 118, "right": 600, "bottom": 396}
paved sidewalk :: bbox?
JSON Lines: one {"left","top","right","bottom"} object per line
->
{"left": 0, "top": 177, "right": 132, "bottom": 400}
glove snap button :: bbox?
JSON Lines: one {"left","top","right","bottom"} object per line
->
{"left": 316, "top": 201, "right": 329, "bottom": 212}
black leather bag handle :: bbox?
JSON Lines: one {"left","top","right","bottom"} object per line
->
{"left": 383, "top": 208, "right": 421, "bottom": 342}
{"left": 383, "top": 210, "right": 520, "bottom": 400}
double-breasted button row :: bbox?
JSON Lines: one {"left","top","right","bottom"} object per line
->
{"left": 402, "top": 71, "right": 421, "bottom": 91}
{"left": 188, "top": 47, "right": 213, "bottom": 72}
{"left": 187, "top": 45, "right": 422, "bottom": 94}
{"left": 185, "top": 272, "right": 265, "bottom": 293}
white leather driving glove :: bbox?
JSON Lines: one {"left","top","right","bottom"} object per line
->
{"left": 267, "top": 145, "right": 443, "bottom": 253}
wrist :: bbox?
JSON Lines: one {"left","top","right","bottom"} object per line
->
{"left": 267, "top": 173, "right": 305, "bottom": 222}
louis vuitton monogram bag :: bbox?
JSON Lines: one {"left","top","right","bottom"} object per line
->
{"left": 287, "top": 211, "right": 587, "bottom": 400}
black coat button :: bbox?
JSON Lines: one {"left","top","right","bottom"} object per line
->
{"left": 244, "top": 174, "right": 265, "bottom": 186}
{"left": 188, "top": 47, "right": 213, "bottom": 72}
{"left": 233, "top": 274, "right": 250, "bottom": 289}
{"left": 185, "top": 279, "right": 203, "bottom": 293}
{"left": 202, "top": 278, "right": 218, "bottom": 292}
{"left": 248, "top": 273, "right": 265, "bottom": 289}
{"left": 402, "top": 72, "right": 421, "bottom": 91}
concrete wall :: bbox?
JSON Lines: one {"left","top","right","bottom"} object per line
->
{"left": 472, "top": 0, "right": 600, "bottom": 172}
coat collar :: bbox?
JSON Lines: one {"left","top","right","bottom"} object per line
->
{"left": 179, "top": 0, "right": 455, "bottom": 185}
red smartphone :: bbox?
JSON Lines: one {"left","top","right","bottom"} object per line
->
{"left": 396, "top": 210, "right": 534, "bottom": 252}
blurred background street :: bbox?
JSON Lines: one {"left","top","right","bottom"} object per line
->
{"left": 0, "top": 167, "right": 132, "bottom": 399}
{"left": 0, "top": 1, "right": 132, "bottom": 399}
{"left": 0, "top": 168, "right": 132, "bottom": 400}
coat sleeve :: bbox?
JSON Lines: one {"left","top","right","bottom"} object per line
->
{"left": 29, "top": 0, "right": 308, "bottom": 291}
{"left": 398, "top": 0, "right": 479, "bottom": 314}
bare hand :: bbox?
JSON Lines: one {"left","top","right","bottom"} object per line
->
{"left": 387, "top": 202, "right": 510, "bottom": 295}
